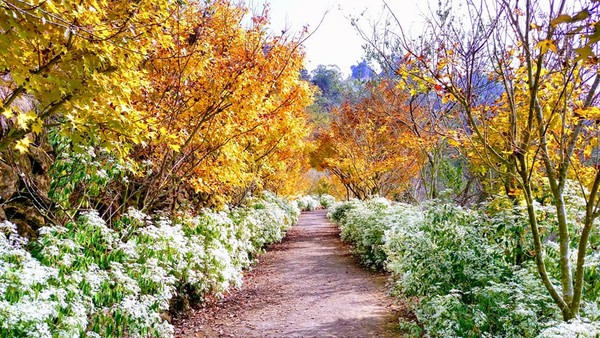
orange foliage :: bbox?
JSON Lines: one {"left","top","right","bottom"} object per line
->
{"left": 319, "top": 80, "right": 429, "bottom": 199}
{"left": 129, "top": 0, "right": 313, "bottom": 209}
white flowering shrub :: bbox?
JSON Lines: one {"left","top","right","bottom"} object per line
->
{"left": 415, "top": 266, "right": 559, "bottom": 337}
{"left": 385, "top": 202, "right": 509, "bottom": 296}
{"left": 29, "top": 211, "right": 175, "bottom": 337}
{"left": 319, "top": 194, "right": 336, "bottom": 208}
{"left": 254, "top": 193, "right": 298, "bottom": 243}
{"left": 0, "top": 221, "right": 68, "bottom": 338}
{"left": 0, "top": 192, "right": 297, "bottom": 337}
{"left": 328, "top": 199, "right": 362, "bottom": 224}
{"left": 329, "top": 198, "right": 394, "bottom": 269}
{"left": 538, "top": 319, "right": 600, "bottom": 337}
{"left": 328, "top": 197, "right": 600, "bottom": 337}
{"left": 295, "top": 195, "right": 321, "bottom": 211}
{"left": 48, "top": 135, "right": 128, "bottom": 210}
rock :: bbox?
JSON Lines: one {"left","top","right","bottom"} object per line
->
{"left": 160, "top": 311, "right": 173, "bottom": 323}
{"left": 28, "top": 146, "right": 52, "bottom": 201}
{"left": 0, "top": 160, "right": 18, "bottom": 204}
{"left": 0, "top": 143, "right": 53, "bottom": 230}
{"left": 4, "top": 201, "right": 45, "bottom": 238}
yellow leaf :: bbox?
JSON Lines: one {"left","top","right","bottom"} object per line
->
{"left": 584, "top": 145, "right": 593, "bottom": 158}
{"left": 537, "top": 39, "right": 557, "bottom": 54}
{"left": 437, "top": 59, "right": 448, "bottom": 70}
{"left": 15, "top": 137, "right": 32, "bottom": 154}
{"left": 530, "top": 23, "right": 542, "bottom": 31}
{"left": 573, "top": 9, "right": 590, "bottom": 21}
{"left": 16, "top": 111, "right": 37, "bottom": 130}
{"left": 579, "top": 106, "right": 600, "bottom": 120}
{"left": 44, "top": 0, "right": 58, "bottom": 13}
{"left": 447, "top": 138, "right": 461, "bottom": 148}
{"left": 550, "top": 14, "right": 573, "bottom": 26}
{"left": 2, "top": 109, "right": 13, "bottom": 119}
{"left": 31, "top": 120, "right": 43, "bottom": 134}
{"left": 574, "top": 46, "right": 594, "bottom": 61}
{"left": 550, "top": 10, "right": 589, "bottom": 26}
{"left": 442, "top": 94, "right": 450, "bottom": 104}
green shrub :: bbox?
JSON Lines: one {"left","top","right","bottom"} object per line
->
{"left": 327, "top": 199, "right": 361, "bottom": 224}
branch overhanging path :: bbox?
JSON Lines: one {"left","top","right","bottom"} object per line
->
{"left": 174, "top": 210, "right": 400, "bottom": 337}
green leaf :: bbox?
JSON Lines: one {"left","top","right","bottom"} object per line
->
{"left": 550, "top": 14, "right": 573, "bottom": 26}
{"left": 572, "top": 9, "right": 590, "bottom": 21}
{"left": 574, "top": 45, "right": 594, "bottom": 61}
{"left": 587, "top": 22, "right": 600, "bottom": 45}
{"left": 550, "top": 9, "right": 589, "bottom": 26}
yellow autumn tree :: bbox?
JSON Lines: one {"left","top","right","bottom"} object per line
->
{"left": 321, "top": 80, "right": 429, "bottom": 200}
{"left": 0, "top": 0, "right": 175, "bottom": 155}
{"left": 126, "top": 0, "right": 313, "bottom": 210}
{"left": 0, "top": 0, "right": 179, "bottom": 230}
{"left": 365, "top": 0, "right": 600, "bottom": 320}
{"left": 0, "top": 0, "right": 314, "bottom": 226}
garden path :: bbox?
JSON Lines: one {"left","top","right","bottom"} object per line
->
{"left": 173, "top": 209, "right": 400, "bottom": 337}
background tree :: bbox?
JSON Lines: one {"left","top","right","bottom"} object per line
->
{"left": 309, "top": 64, "right": 344, "bottom": 113}
{"left": 319, "top": 80, "right": 429, "bottom": 200}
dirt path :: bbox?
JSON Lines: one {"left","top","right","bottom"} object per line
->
{"left": 173, "top": 209, "right": 400, "bottom": 337}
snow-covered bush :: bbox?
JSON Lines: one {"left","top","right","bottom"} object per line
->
{"left": 538, "top": 319, "right": 600, "bottom": 337}
{"left": 329, "top": 197, "right": 394, "bottom": 269}
{"left": 319, "top": 194, "right": 336, "bottom": 208}
{"left": 385, "top": 202, "right": 509, "bottom": 296}
{"left": 327, "top": 197, "right": 600, "bottom": 337}
{"left": 294, "top": 195, "right": 321, "bottom": 211}
{"left": 0, "top": 192, "right": 297, "bottom": 337}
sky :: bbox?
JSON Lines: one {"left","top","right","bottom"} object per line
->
{"left": 249, "top": 0, "right": 432, "bottom": 77}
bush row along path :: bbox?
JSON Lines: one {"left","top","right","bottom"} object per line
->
{"left": 173, "top": 209, "right": 401, "bottom": 337}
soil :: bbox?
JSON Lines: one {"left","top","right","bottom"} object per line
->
{"left": 173, "top": 209, "right": 402, "bottom": 338}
